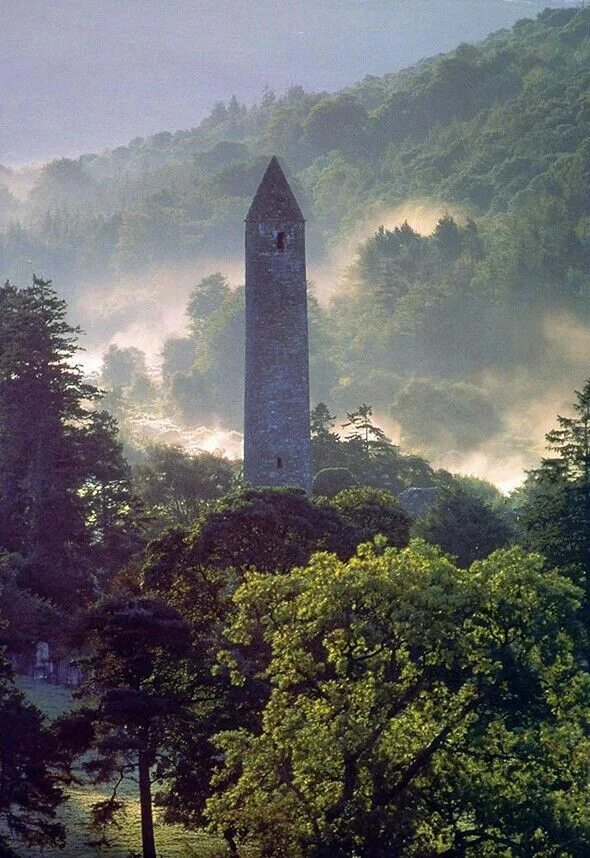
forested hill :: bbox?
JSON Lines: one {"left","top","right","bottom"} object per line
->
{"left": 0, "top": 5, "right": 588, "bottom": 286}
{"left": 1, "top": 6, "right": 589, "bottom": 487}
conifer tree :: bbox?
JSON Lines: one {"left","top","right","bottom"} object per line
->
{"left": 0, "top": 278, "right": 141, "bottom": 609}
{"left": 69, "top": 596, "right": 193, "bottom": 858}
{"left": 521, "top": 380, "right": 590, "bottom": 607}
{"left": 0, "top": 649, "right": 67, "bottom": 855}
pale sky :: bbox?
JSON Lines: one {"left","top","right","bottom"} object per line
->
{"left": 1, "top": 0, "right": 554, "bottom": 165}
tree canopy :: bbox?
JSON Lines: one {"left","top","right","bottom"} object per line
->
{"left": 208, "top": 540, "right": 590, "bottom": 857}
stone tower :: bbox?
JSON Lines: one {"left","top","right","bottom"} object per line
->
{"left": 244, "top": 156, "right": 311, "bottom": 492}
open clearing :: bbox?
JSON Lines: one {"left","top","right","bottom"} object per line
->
{"left": 15, "top": 677, "right": 225, "bottom": 858}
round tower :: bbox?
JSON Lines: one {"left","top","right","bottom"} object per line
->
{"left": 244, "top": 156, "right": 311, "bottom": 492}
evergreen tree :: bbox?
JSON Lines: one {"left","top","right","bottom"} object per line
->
{"left": 521, "top": 380, "right": 590, "bottom": 606}
{"left": 0, "top": 650, "right": 67, "bottom": 855}
{"left": 69, "top": 596, "right": 193, "bottom": 858}
{"left": 0, "top": 278, "right": 141, "bottom": 609}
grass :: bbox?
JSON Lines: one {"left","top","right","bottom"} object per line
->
{"left": 15, "top": 676, "right": 227, "bottom": 858}
{"left": 17, "top": 675, "right": 76, "bottom": 719}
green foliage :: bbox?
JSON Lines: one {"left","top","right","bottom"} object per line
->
{"left": 207, "top": 541, "right": 590, "bottom": 857}
{"left": 187, "top": 273, "right": 231, "bottom": 338}
{"left": 326, "top": 486, "right": 411, "bottom": 548}
{"left": 69, "top": 596, "right": 195, "bottom": 857}
{"left": 0, "top": 653, "right": 67, "bottom": 855}
{"left": 519, "top": 380, "right": 590, "bottom": 602}
{"left": 312, "top": 403, "right": 435, "bottom": 494}
{"left": 157, "top": 488, "right": 361, "bottom": 579}
{"left": 0, "top": 278, "right": 143, "bottom": 610}
{"left": 134, "top": 444, "right": 236, "bottom": 527}
{"left": 413, "top": 479, "right": 515, "bottom": 567}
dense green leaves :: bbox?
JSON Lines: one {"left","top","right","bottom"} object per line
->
{"left": 413, "top": 478, "right": 515, "bottom": 568}
{"left": 68, "top": 596, "right": 194, "bottom": 858}
{"left": 520, "top": 380, "right": 590, "bottom": 607}
{"left": 207, "top": 541, "right": 589, "bottom": 857}
{"left": 0, "top": 653, "right": 67, "bottom": 855}
{"left": 0, "top": 278, "right": 143, "bottom": 624}
{"left": 134, "top": 444, "right": 236, "bottom": 528}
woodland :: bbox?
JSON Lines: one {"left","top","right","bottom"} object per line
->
{"left": 1, "top": 6, "right": 590, "bottom": 858}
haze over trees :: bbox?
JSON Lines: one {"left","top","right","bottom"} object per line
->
{"left": 0, "top": 270, "right": 589, "bottom": 855}
{"left": 2, "top": 8, "right": 587, "bottom": 471}
{"left": 2, "top": 7, "right": 590, "bottom": 857}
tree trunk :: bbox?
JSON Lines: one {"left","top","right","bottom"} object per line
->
{"left": 138, "top": 749, "right": 157, "bottom": 858}
{"left": 224, "top": 829, "right": 239, "bottom": 856}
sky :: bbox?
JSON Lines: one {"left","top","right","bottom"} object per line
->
{"left": 0, "top": 0, "right": 557, "bottom": 166}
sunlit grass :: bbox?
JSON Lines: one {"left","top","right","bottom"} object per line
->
{"left": 16, "top": 677, "right": 227, "bottom": 858}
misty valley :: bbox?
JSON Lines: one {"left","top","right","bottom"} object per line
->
{"left": 1, "top": 5, "right": 590, "bottom": 858}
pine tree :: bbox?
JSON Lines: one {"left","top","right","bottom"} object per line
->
{"left": 0, "top": 650, "right": 67, "bottom": 854}
{"left": 521, "top": 380, "right": 590, "bottom": 606}
{"left": 0, "top": 278, "right": 141, "bottom": 609}
{"left": 70, "top": 596, "right": 193, "bottom": 858}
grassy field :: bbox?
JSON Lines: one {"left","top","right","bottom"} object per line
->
{"left": 15, "top": 677, "right": 226, "bottom": 858}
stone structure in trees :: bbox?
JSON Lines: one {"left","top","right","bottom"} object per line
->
{"left": 243, "top": 156, "right": 311, "bottom": 492}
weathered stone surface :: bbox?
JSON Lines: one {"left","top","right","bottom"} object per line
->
{"left": 246, "top": 156, "right": 304, "bottom": 223}
{"left": 244, "top": 157, "right": 311, "bottom": 493}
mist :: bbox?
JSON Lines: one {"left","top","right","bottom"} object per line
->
{"left": 77, "top": 206, "right": 587, "bottom": 493}
{"left": 1, "top": 1, "right": 540, "bottom": 165}
{"left": 3, "top": 2, "right": 588, "bottom": 494}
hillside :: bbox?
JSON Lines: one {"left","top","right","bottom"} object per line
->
{"left": 1, "top": 6, "right": 589, "bottom": 487}
{"left": 1, "top": 0, "right": 542, "bottom": 164}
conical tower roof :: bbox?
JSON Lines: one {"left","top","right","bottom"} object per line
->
{"left": 246, "top": 156, "right": 304, "bottom": 222}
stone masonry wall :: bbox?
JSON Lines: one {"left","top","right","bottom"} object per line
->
{"left": 244, "top": 219, "right": 311, "bottom": 492}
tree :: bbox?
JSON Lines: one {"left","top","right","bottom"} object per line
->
{"left": 101, "top": 344, "right": 147, "bottom": 388}
{"left": 134, "top": 444, "right": 236, "bottom": 527}
{"left": 327, "top": 486, "right": 411, "bottom": 548}
{"left": 311, "top": 404, "right": 435, "bottom": 495}
{"left": 0, "top": 279, "right": 92, "bottom": 563}
{"left": 413, "top": 480, "right": 514, "bottom": 567}
{"left": 70, "top": 596, "right": 193, "bottom": 858}
{"left": 341, "top": 404, "right": 435, "bottom": 493}
{"left": 151, "top": 488, "right": 361, "bottom": 581}
{"left": 207, "top": 541, "right": 590, "bottom": 857}
{"left": 343, "top": 403, "right": 389, "bottom": 454}
{"left": 161, "top": 336, "right": 195, "bottom": 381}
{"left": 139, "top": 546, "right": 263, "bottom": 842}
{"left": 0, "top": 552, "right": 57, "bottom": 653}
{"left": 0, "top": 277, "right": 142, "bottom": 607}
{"left": 433, "top": 214, "right": 463, "bottom": 260}
{"left": 0, "top": 650, "right": 67, "bottom": 855}
{"left": 311, "top": 403, "right": 343, "bottom": 476}
{"left": 302, "top": 95, "right": 369, "bottom": 157}
{"left": 187, "top": 273, "right": 231, "bottom": 339}
{"left": 311, "top": 402, "right": 338, "bottom": 440}
{"left": 78, "top": 409, "right": 145, "bottom": 580}
{"left": 520, "top": 380, "right": 590, "bottom": 605}
{"left": 312, "top": 467, "right": 357, "bottom": 498}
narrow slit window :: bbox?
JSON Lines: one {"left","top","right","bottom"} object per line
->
{"left": 277, "top": 456, "right": 283, "bottom": 469}
{"left": 276, "top": 231, "right": 286, "bottom": 252}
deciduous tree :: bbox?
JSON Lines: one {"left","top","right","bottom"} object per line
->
{"left": 208, "top": 541, "right": 590, "bottom": 857}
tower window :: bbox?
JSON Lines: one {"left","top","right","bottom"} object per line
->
{"left": 277, "top": 456, "right": 283, "bottom": 469}
{"left": 276, "top": 231, "right": 286, "bottom": 252}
